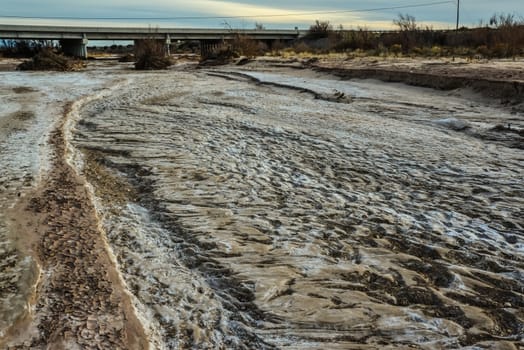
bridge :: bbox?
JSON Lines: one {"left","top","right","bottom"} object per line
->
{"left": 0, "top": 24, "right": 306, "bottom": 58}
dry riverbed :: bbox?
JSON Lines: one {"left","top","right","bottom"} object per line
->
{"left": 0, "top": 58, "right": 522, "bottom": 349}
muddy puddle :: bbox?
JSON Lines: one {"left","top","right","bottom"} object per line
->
{"left": 67, "top": 66, "right": 522, "bottom": 349}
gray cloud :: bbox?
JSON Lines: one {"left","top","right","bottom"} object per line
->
{"left": 1, "top": 0, "right": 522, "bottom": 29}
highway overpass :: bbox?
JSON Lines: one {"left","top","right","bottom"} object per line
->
{"left": 0, "top": 24, "right": 306, "bottom": 58}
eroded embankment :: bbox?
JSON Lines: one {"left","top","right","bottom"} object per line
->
{"left": 3, "top": 102, "right": 148, "bottom": 349}
{"left": 311, "top": 66, "right": 524, "bottom": 109}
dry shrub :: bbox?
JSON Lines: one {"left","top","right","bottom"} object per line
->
{"left": 292, "top": 42, "right": 313, "bottom": 54}
{"left": 135, "top": 39, "right": 173, "bottom": 70}
{"left": 334, "top": 29, "right": 378, "bottom": 52}
{"left": 200, "top": 35, "right": 268, "bottom": 64}
{"left": 298, "top": 14, "right": 523, "bottom": 58}
{"left": 476, "top": 45, "right": 490, "bottom": 56}
{"left": 271, "top": 40, "right": 286, "bottom": 54}
{"left": 1, "top": 40, "right": 55, "bottom": 58}
{"left": 491, "top": 43, "right": 511, "bottom": 58}
{"left": 17, "top": 49, "right": 83, "bottom": 71}
{"left": 306, "top": 20, "right": 333, "bottom": 39}
{"left": 231, "top": 35, "right": 264, "bottom": 57}
{"left": 495, "top": 26, "right": 523, "bottom": 57}
{"left": 199, "top": 46, "right": 238, "bottom": 66}
{"left": 390, "top": 44, "right": 402, "bottom": 56}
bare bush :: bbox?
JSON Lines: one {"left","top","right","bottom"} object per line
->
{"left": 393, "top": 14, "right": 419, "bottom": 52}
{"left": 270, "top": 40, "right": 286, "bottom": 54}
{"left": 489, "top": 13, "right": 524, "bottom": 57}
{"left": 334, "top": 28, "right": 378, "bottom": 52}
{"left": 231, "top": 35, "right": 265, "bottom": 57}
{"left": 390, "top": 44, "right": 402, "bottom": 56}
{"left": 307, "top": 20, "right": 333, "bottom": 39}
{"left": 334, "top": 12, "right": 523, "bottom": 58}
{"left": 489, "top": 13, "right": 521, "bottom": 27}
{"left": 292, "top": 42, "right": 313, "bottom": 54}
{"left": 394, "top": 14, "right": 418, "bottom": 31}
{"left": 17, "top": 49, "right": 83, "bottom": 71}
{"left": 1, "top": 40, "right": 56, "bottom": 58}
{"left": 134, "top": 39, "right": 173, "bottom": 70}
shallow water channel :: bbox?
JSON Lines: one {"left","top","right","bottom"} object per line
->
{"left": 1, "top": 64, "right": 523, "bottom": 349}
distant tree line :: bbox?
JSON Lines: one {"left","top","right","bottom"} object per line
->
{"left": 298, "top": 13, "right": 524, "bottom": 58}
{"left": 0, "top": 39, "right": 56, "bottom": 57}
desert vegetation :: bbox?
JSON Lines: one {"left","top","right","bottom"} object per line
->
{"left": 201, "top": 35, "right": 261, "bottom": 63}
{"left": 0, "top": 39, "right": 55, "bottom": 58}
{"left": 1, "top": 40, "right": 85, "bottom": 71}
{"left": 134, "top": 38, "right": 173, "bottom": 70}
{"left": 1, "top": 12, "right": 522, "bottom": 65}
{"left": 230, "top": 34, "right": 268, "bottom": 58}
{"left": 290, "top": 13, "right": 524, "bottom": 59}
{"left": 202, "top": 13, "right": 522, "bottom": 60}
{"left": 17, "top": 49, "right": 85, "bottom": 71}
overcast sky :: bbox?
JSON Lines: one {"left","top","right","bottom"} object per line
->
{"left": 1, "top": 0, "right": 522, "bottom": 29}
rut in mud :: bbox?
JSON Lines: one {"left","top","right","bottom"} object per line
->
{"left": 69, "top": 67, "right": 523, "bottom": 349}
{"left": 4, "top": 104, "right": 147, "bottom": 349}
{"left": 0, "top": 71, "right": 148, "bottom": 349}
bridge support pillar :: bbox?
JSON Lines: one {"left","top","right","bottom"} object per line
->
{"left": 165, "top": 34, "right": 171, "bottom": 56}
{"left": 200, "top": 39, "right": 223, "bottom": 59}
{"left": 60, "top": 36, "right": 88, "bottom": 59}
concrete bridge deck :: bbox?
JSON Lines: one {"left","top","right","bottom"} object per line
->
{"left": 0, "top": 24, "right": 305, "bottom": 41}
{"left": 0, "top": 24, "right": 306, "bottom": 58}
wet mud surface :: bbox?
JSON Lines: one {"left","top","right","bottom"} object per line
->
{"left": 0, "top": 70, "right": 147, "bottom": 349}
{"left": 0, "top": 84, "right": 41, "bottom": 337}
{"left": 0, "top": 60, "right": 522, "bottom": 349}
{"left": 5, "top": 104, "right": 147, "bottom": 349}
{"left": 66, "top": 66, "right": 523, "bottom": 348}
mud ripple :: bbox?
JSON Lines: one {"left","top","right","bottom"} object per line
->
{"left": 72, "top": 68, "right": 523, "bottom": 349}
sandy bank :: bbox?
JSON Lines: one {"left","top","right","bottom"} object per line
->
{"left": 309, "top": 57, "right": 524, "bottom": 111}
